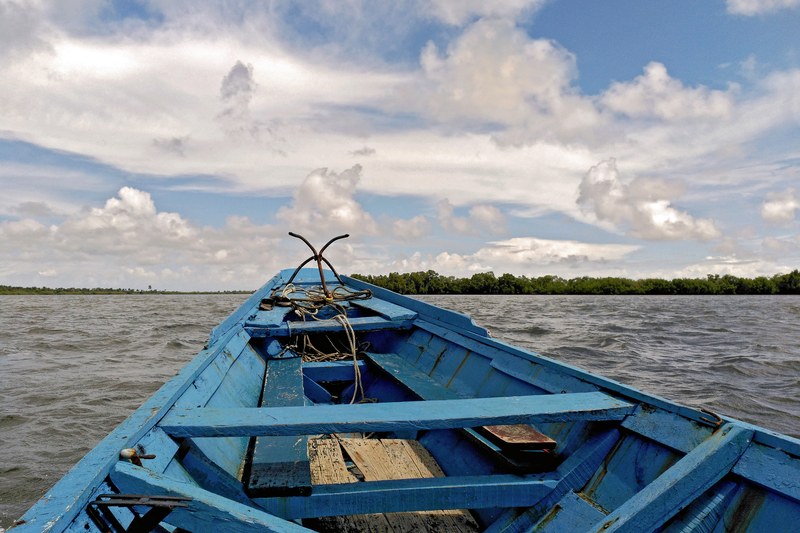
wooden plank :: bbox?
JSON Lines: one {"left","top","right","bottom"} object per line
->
{"left": 14, "top": 327, "right": 250, "bottom": 533}
{"left": 303, "top": 360, "right": 367, "bottom": 383}
{"left": 177, "top": 439, "right": 254, "bottom": 506}
{"left": 247, "top": 355, "right": 311, "bottom": 496}
{"left": 350, "top": 297, "right": 418, "bottom": 321}
{"left": 307, "top": 438, "right": 389, "bottom": 532}
{"left": 245, "top": 316, "right": 414, "bottom": 337}
{"left": 160, "top": 392, "right": 634, "bottom": 438}
{"left": 590, "top": 424, "right": 753, "bottom": 533}
{"left": 732, "top": 442, "right": 800, "bottom": 502}
{"left": 256, "top": 473, "right": 559, "bottom": 519}
{"left": 110, "top": 462, "right": 308, "bottom": 533}
{"left": 339, "top": 438, "right": 479, "bottom": 532}
{"left": 621, "top": 404, "right": 714, "bottom": 454}
{"left": 532, "top": 491, "right": 606, "bottom": 532}
{"left": 303, "top": 375, "right": 333, "bottom": 404}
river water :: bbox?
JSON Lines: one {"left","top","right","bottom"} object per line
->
{"left": 1, "top": 294, "right": 799, "bottom": 527}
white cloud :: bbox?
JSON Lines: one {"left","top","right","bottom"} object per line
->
{"left": 761, "top": 188, "right": 800, "bottom": 223}
{"left": 426, "top": 0, "right": 548, "bottom": 25}
{"left": 392, "top": 215, "right": 430, "bottom": 240}
{"left": 600, "top": 62, "right": 734, "bottom": 121}
{"left": 0, "top": 187, "right": 290, "bottom": 289}
{"left": 473, "top": 237, "right": 639, "bottom": 265}
{"left": 437, "top": 199, "right": 507, "bottom": 235}
{"left": 416, "top": 18, "right": 600, "bottom": 142}
{"left": 276, "top": 165, "right": 378, "bottom": 238}
{"left": 726, "top": 0, "right": 800, "bottom": 15}
{"left": 578, "top": 159, "right": 720, "bottom": 241}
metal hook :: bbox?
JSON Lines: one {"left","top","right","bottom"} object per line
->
{"left": 286, "top": 232, "right": 349, "bottom": 297}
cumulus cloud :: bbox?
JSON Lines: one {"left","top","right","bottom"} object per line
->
{"left": 437, "top": 199, "right": 506, "bottom": 234}
{"left": 761, "top": 188, "right": 800, "bottom": 223}
{"left": 600, "top": 62, "right": 734, "bottom": 121}
{"left": 218, "top": 60, "right": 261, "bottom": 139}
{"left": 276, "top": 165, "right": 378, "bottom": 237}
{"left": 392, "top": 215, "right": 430, "bottom": 240}
{"left": 0, "top": 187, "right": 286, "bottom": 289}
{"left": 578, "top": 159, "right": 720, "bottom": 241}
{"left": 416, "top": 18, "right": 600, "bottom": 142}
{"left": 726, "top": 0, "right": 800, "bottom": 15}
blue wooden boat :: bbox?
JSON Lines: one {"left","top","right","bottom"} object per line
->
{"left": 13, "top": 236, "right": 800, "bottom": 532}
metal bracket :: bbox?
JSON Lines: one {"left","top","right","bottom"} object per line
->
{"left": 87, "top": 493, "right": 191, "bottom": 533}
{"left": 285, "top": 232, "right": 349, "bottom": 297}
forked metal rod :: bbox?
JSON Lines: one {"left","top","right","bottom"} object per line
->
{"left": 287, "top": 232, "right": 349, "bottom": 297}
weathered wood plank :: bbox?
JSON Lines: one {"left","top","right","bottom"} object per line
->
{"left": 589, "top": 424, "right": 753, "bottom": 533}
{"left": 339, "top": 438, "right": 479, "bottom": 532}
{"left": 307, "top": 438, "right": 393, "bottom": 532}
{"left": 247, "top": 354, "right": 311, "bottom": 496}
{"left": 160, "top": 393, "right": 634, "bottom": 438}
{"left": 110, "top": 462, "right": 308, "bottom": 533}
{"left": 256, "top": 473, "right": 559, "bottom": 518}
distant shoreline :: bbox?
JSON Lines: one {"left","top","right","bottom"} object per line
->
{"left": 0, "top": 287, "right": 252, "bottom": 295}
{"left": 4, "top": 268, "right": 799, "bottom": 296}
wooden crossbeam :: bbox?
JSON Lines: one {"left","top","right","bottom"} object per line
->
{"left": 245, "top": 316, "right": 414, "bottom": 337}
{"left": 256, "top": 473, "right": 559, "bottom": 519}
{"left": 160, "top": 393, "right": 633, "bottom": 438}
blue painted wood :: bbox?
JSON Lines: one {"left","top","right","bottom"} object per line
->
{"left": 248, "top": 354, "right": 311, "bottom": 496}
{"left": 160, "top": 392, "right": 634, "bottom": 438}
{"left": 486, "top": 429, "right": 621, "bottom": 533}
{"left": 255, "top": 473, "right": 560, "bottom": 519}
{"left": 621, "top": 404, "right": 714, "bottom": 454}
{"left": 14, "top": 326, "right": 248, "bottom": 533}
{"left": 732, "top": 442, "right": 800, "bottom": 502}
{"left": 663, "top": 480, "right": 738, "bottom": 532}
{"left": 584, "top": 433, "right": 681, "bottom": 512}
{"left": 302, "top": 360, "right": 367, "bottom": 382}
{"left": 349, "top": 296, "right": 418, "bottom": 321}
{"left": 178, "top": 439, "right": 255, "bottom": 506}
{"left": 589, "top": 424, "right": 753, "bottom": 532}
{"left": 302, "top": 375, "right": 332, "bottom": 403}
{"left": 186, "top": 337, "right": 266, "bottom": 478}
{"left": 533, "top": 490, "right": 606, "bottom": 532}
{"left": 245, "top": 315, "right": 414, "bottom": 337}
{"left": 110, "top": 462, "right": 308, "bottom": 532}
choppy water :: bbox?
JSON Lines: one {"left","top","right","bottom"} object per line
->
{"left": 2, "top": 294, "right": 799, "bottom": 527}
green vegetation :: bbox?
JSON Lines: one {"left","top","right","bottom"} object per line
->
{"left": 351, "top": 269, "right": 800, "bottom": 295}
{"left": 4, "top": 269, "right": 799, "bottom": 296}
{"left": 0, "top": 286, "right": 252, "bottom": 295}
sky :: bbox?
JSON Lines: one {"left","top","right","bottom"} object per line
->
{"left": 1, "top": 0, "right": 800, "bottom": 290}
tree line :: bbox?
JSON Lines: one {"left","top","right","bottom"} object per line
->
{"left": 350, "top": 269, "right": 800, "bottom": 295}
{"left": 0, "top": 286, "right": 250, "bottom": 295}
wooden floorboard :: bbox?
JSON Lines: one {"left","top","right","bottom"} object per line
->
{"left": 307, "top": 437, "right": 479, "bottom": 532}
